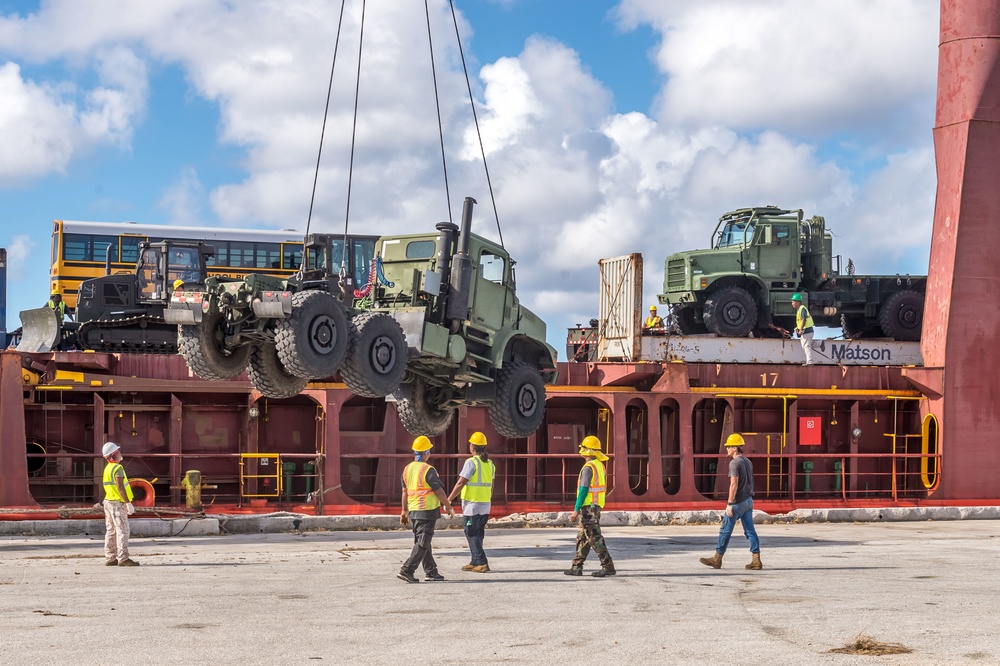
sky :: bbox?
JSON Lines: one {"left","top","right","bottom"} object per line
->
{"left": 0, "top": 0, "right": 940, "bottom": 354}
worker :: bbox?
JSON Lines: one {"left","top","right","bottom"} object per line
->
{"left": 398, "top": 435, "right": 455, "bottom": 583}
{"left": 643, "top": 305, "right": 664, "bottom": 332}
{"left": 791, "top": 293, "right": 816, "bottom": 365}
{"left": 101, "top": 442, "right": 139, "bottom": 567}
{"left": 46, "top": 291, "right": 68, "bottom": 323}
{"left": 447, "top": 431, "right": 496, "bottom": 573}
{"left": 699, "top": 434, "right": 762, "bottom": 570}
{"left": 565, "top": 435, "right": 616, "bottom": 577}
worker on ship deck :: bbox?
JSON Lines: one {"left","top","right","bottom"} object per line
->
{"left": 398, "top": 436, "right": 454, "bottom": 583}
{"left": 643, "top": 305, "right": 664, "bottom": 334}
{"left": 791, "top": 293, "right": 816, "bottom": 365}
{"left": 565, "top": 436, "right": 616, "bottom": 578}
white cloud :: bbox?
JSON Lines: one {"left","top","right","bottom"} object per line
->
{"left": 157, "top": 167, "right": 207, "bottom": 226}
{"left": 4, "top": 234, "right": 35, "bottom": 282}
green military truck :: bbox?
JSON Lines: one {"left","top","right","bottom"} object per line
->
{"left": 658, "top": 206, "right": 926, "bottom": 340}
{"left": 166, "top": 197, "right": 557, "bottom": 439}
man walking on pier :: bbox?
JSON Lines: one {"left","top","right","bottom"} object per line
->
{"left": 398, "top": 436, "right": 455, "bottom": 583}
{"left": 447, "top": 431, "right": 496, "bottom": 573}
{"left": 565, "top": 436, "right": 616, "bottom": 578}
{"left": 699, "top": 433, "right": 762, "bottom": 570}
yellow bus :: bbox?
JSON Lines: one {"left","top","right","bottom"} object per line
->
{"left": 48, "top": 220, "right": 377, "bottom": 311}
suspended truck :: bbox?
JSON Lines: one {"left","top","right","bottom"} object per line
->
{"left": 659, "top": 206, "right": 927, "bottom": 340}
{"left": 165, "top": 197, "right": 558, "bottom": 439}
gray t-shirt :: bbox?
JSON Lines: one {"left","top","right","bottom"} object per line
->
{"left": 401, "top": 464, "right": 444, "bottom": 521}
{"left": 729, "top": 455, "right": 754, "bottom": 504}
{"left": 459, "top": 457, "right": 493, "bottom": 516}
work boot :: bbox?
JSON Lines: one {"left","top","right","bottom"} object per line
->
{"left": 424, "top": 571, "right": 445, "bottom": 581}
{"left": 699, "top": 552, "right": 723, "bottom": 569}
{"left": 461, "top": 564, "right": 476, "bottom": 571}
{"left": 105, "top": 559, "right": 118, "bottom": 566}
{"left": 564, "top": 567, "right": 583, "bottom": 576}
{"left": 118, "top": 559, "right": 140, "bottom": 567}
{"left": 745, "top": 552, "right": 763, "bottom": 570}
{"left": 472, "top": 564, "right": 490, "bottom": 573}
{"left": 591, "top": 566, "right": 617, "bottom": 578}
{"left": 397, "top": 570, "right": 420, "bottom": 584}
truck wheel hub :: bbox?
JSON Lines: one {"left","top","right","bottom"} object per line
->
{"left": 370, "top": 335, "right": 397, "bottom": 373}
{"left": 309, "top": 315, "right": 336, "bottom": 354}
{"left": 517, "top": 384, "right": 538, "bottom": 416}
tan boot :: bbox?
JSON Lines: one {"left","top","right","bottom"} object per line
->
{"left": 699, "top": 552, "right": 723, "bottom": 569}
{"left": 745, "top": 552, "right": 762, "bottom": 570}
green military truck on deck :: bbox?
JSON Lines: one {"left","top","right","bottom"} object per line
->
{"left": 658, "top": 206, "right": 926, "bottom": 340}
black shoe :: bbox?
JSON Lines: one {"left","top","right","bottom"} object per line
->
{"left": 397, "top": 571, "right": 420, "bottom": 584}
{"left": 591, "top": 567, "right": 617, "bottom": 577}
{"left": 564, "top": 567, "right": 583, "bottom": 576}
{"left": 424, "top": 572, "right": 445, "bottom": 581}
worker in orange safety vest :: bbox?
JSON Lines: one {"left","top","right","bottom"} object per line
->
{"left": 398, "top": 435, "right": 455, "bottom": 583}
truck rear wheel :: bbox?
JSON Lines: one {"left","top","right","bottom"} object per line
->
{"left": 178, "top": 311, "right": 250, "bottom": 380}
{"left": 703, "top": 286, "right": 758, "bottom": 337}
{"left": 276, "top": 290, "right": 350, "bottom": 379}
{"left": 341, "top": 312, "right": 408, "bottom": 397}
{"left": 490, "top": 361, "right": 546, "bottom": 439}
{"left": 878, "top": 290, "right": 923, "bottom": 341}
{"left": 396, "top": 380, "right": 454, "bottom": 437}
{"left": 672, "top": 306, "right": 708, "bottom": 335}
{"left": 247, "top": 342, "right": 309, "bottom": 399}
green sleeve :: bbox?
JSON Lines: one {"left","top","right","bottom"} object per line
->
{"left": 574, "top": 486, "right": 589, "bottom": 512}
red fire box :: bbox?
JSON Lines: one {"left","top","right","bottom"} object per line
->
{"left": 799, "top": 416, "right": 823, "bottom": 446}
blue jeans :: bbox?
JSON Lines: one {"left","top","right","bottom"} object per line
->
{"left": 464, "top": 513, "right": 490, "bottom": 566}
{"left": 715, "top": 497, "right": 760, "bottom": 555}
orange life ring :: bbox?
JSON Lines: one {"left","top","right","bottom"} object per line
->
{"left": 130, "top": 478, "right": 156, "bottom": 507}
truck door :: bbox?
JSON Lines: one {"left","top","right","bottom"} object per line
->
{"left": 753, "top": 223, "right": 795, "bottom": 282}
{"left": 470, "top": 249, "right": 509, "bottom": 331}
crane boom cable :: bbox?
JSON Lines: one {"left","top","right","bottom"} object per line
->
{"left": 447, "top": 0, "right": 503, "bottom": 248}
{"left": 343, "top": 0, "right": 368, "bottom": 277}
{"left": 423, "top": 0, "right": 453, "bottom": 225}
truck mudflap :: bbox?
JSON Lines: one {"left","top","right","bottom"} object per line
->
{"left": 16, "top": 307, "right": 60, "bottom": 353}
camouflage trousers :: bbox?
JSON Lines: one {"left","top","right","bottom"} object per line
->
{"left": 571, "top": 505, "right": 614, "bottom": 569}
{"left": 103, "top": 499, "right": 130, "bottom": 563}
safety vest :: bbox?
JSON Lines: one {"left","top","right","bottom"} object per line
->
{"left": 796, "top": 305, "right": 815, "bottom": 331}
{"left": 644, "top": 315, "right": 663, "bottom": 328}
{"left": 102, "top": 462, "right": 134, "bottom": 502}
{"left": 47, "top": 300, "right": 66, "bottom": 316}
{"left": 580, "top": 459, "right": 607, "bottom": 508}
{"left": 460, "top": 456, "right": 495, "bottom": 503}
{"left": 403, "top": 461, "right": 441, "bottom": 512}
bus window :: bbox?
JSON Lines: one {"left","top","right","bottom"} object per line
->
{"left": 353, "top": 239, "right": 375, "bottom": 287}
{"left": 283, "top": 245, "right": 302, "bottom": 270}
{"left": 64, "top": 233, "right": 118, "bottom": 262}
{"left": 229, "top": 241, "right": 254, "bottom": 268}
{"left": 207, "top": 242, "right": 227, "bottom": 267}
{"left": 120, "top": 236, "right": 147, "bottom": 264}
{"left": 256, "top": 242, "right": 281, "bottom": 269}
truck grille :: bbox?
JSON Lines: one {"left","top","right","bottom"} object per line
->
{"left": 666, "top": 259, "right": 687, "bottom": 291}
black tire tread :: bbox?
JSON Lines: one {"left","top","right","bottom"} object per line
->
{"left": 489, "top": 361, "right": 546, "bottom": 439}
{"left": 178, "top": 312, "right": 250, "bottom": 380}
{"left": 341, "top": 312, "right": 408, "bottom": 398}
{"left": 276, "top": 290, "right": 350, "bottom": 379}
{"left": 878, "top": 290, "right": 924, "bottom": 341}
{"left": 396, "top": 381, "right": 455, "bottom": 437}
{"left": 247, "top": 343, "right": 309, "bottom": 399}
{"left": 703, "top": 286, "right": 758, "bottom": 337}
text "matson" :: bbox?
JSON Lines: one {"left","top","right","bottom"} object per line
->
{"left": 829, "top": 344, "right": 892, "bottom": 362}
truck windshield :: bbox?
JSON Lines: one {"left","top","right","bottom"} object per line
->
{"left": 715, "top": 219, "right": 756, "bottom": 248}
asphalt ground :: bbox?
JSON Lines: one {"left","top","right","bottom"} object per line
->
{"left": 1, "top": 520, "right": 998, "bottom": 665}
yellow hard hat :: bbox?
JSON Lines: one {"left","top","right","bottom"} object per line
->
{"left": 411, "top": 435, "right": 433, "bottom": 452}
{"left": 649, "top": 305, "right": 657, "bottom": 311}
{"left": 725, "top": 433, "right": 745, "bottom": 448}
{"left": 173, "top": 279, "right": 184, "bottom": 290}
{"left": 469, "top": 431, "right": 487, "bottom": 447}
{"left": 580, "top": 435, "right": 602, "bottom": 451}
{"left": 51, "top": 289, "right": 60, "bottom": 297}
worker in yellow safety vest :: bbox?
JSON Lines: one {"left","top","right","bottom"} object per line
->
{"left": 447, "top": 431, "right": 496, "bottom": 573}
{"left": 398, "top": 436, "right": 455, "bottom": 583}
{"left": 791, "top": 293, "right": 816, "bottom": 365}
{"left": 565, "top": 436, "right": 616, "bottom": 577}
{"left": 643, "top": 305, "right": 664, "bottom": 332}
{"left": 101, "top": 442, "right": 139, "bottom": 566}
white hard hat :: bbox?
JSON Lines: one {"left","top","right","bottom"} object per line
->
{"left": 102, "top": 442, "right": 120, "bottom": 457}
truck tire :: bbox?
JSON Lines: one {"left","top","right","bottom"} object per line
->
{"left": 178, "top": 311, "right": 250, "bottom": 380}
{"left": 276, "top": 290, "right": 350, "bottom": 379}
{"left": 396, "top": 380, "right": 454, "bottom": 437}
{"left": 341, "top": 312, "right": 408, "bottom": 397}
{"left": 841, "top": 314, "right": 879, "bottom": 339}
{"left": 672, "top": 306, "right": 708, "bottom": 335}
{"left": 247, "top": 342, "right": 309, "bottom": 399}
{"left": 878, "top": 290, "right": 924, "bottom": 341}
{"left": 490, "top": 361, "right": 546, "bottom": 439}
{"left": 703, "top": 286, "right": 758, "bottom": 337}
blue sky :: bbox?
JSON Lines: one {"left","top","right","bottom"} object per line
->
{"left": 0, "top": 0, "right": 939, "bottom": 351}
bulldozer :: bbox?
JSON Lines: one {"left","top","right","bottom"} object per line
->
{"left": 18, "top": 240, "right": 214, "bottom": 354}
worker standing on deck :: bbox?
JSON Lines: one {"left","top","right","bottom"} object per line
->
{"left": 46, "top": 291, "right": 69, "bottom": 325}
{"left": 699, "top": 434, "right": 762, "bottom": 570}
{"left": 398, "top": 436, "right": 455, "bottom": 583}
{"left": 447, "top": 431, "right": 496, "bottom": 573}
{"left": 565, "top": 436, "right": 616, "bottom": 578}
{"left": 101, "top": 442, "right": 139, "bottom": 567}
{"left": 791, "top": 293, "right": 816, "bottom": 365}
{"left": 643, "top": 305, "right": 664, "bottom": 333}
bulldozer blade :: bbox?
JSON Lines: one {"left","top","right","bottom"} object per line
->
{"left": 17, "top": 307, "right": 60, "bottom": 353}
